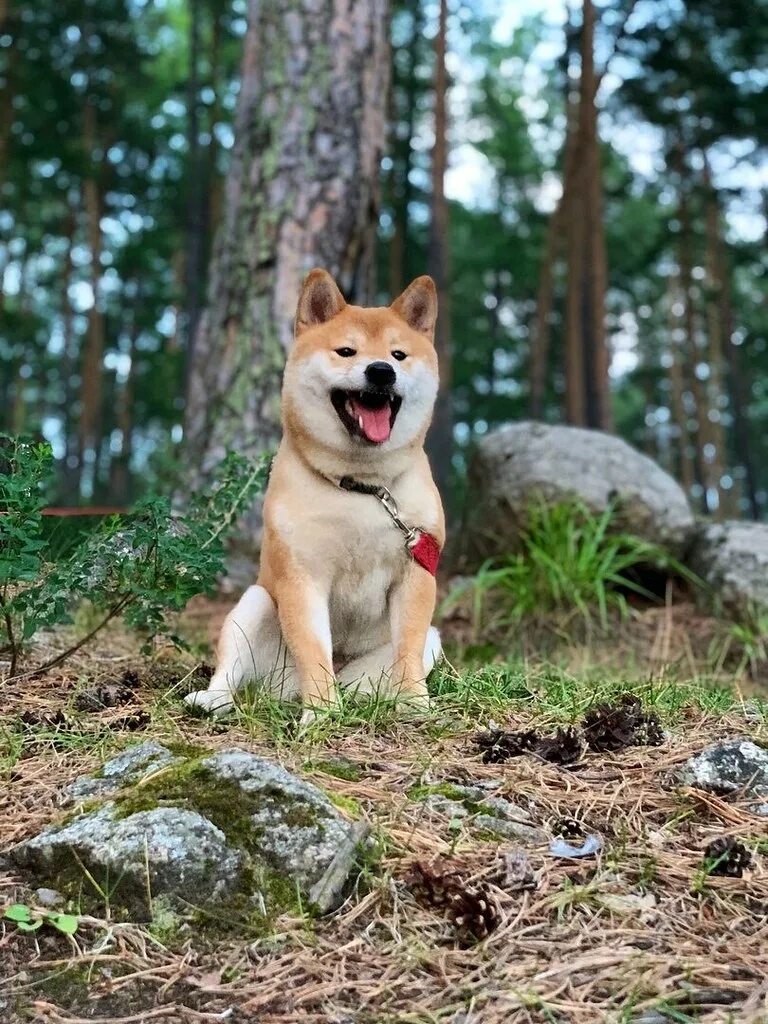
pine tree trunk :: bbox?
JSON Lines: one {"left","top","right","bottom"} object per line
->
{"left": 701, "top": 157, "right": 730, "bottom": 517}
{"left": 425, "top": 0, "right": 452, "bottom": 503}
{"left": 78, "top": 101, "right": 106, "bottom": 484}
{"left": 711, "top": 177, "right": 759, "bottom": 517}
{"left": 667, "top": 275, "right": 696, "bottom": 496}
{"left": 582, "top": 0, "right": 612, "bottom": 432}
{"left": 182, "top": 0, "right": 208, "bottom": 386}
{"left": 184, "top": 0, "right": 390, "bottom": 483}
{"left": 388, "top": 0, "right": 423, "bottom": 298}
{"left": 60, "top": 207, "right": 81, "bottom": 502}
{"left": 676, "top": 168, "right": 712, "bottom": 511}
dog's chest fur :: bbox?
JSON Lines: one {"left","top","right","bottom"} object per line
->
{"left": 267, "top": 462, "right": 433, "bottom": 658}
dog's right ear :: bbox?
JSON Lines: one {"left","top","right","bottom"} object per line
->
{"left": 295, "top": 269, "right": 346, "bottom": 335}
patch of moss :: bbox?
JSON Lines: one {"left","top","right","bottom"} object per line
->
{"left": 407, "top": 782, "right": 483, "bottom": 813}
{"left": 307, "top": 757, "right": 362, "bottom": 782}
{"left": 114, "top": 758, "right": 321, "bottom": 847}
{"left": 326, "top": 792, "right": 362, "bottom": 817}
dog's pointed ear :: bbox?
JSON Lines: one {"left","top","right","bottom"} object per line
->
{"left": 390, "top": 276, "right": 438, "bottom": 341}
{"left": 295, "top": 269, "right": 346, "bottom": 335}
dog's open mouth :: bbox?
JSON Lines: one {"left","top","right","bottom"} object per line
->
{"left": 331, "top": 389, "right": 402, "bottom": 444}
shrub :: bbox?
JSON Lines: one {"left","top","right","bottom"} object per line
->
{"left": 0, "top": 435, "right": 271, "bottom": 676}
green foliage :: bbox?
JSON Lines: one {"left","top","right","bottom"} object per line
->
{"left": 0, "top": 436, "right": 271, "bottom": 673}
{"left": 459, "top": 501, "right": 694, "bottom": 631}
{"left": 0, "top": 437, "right": 52, "bottom": 587}
{"left": 4, "top": 903, "right": 79, "bottom": 936}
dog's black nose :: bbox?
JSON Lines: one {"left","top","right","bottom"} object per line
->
{"left": 365, "top": 361, "right": 396, "bottom": 388}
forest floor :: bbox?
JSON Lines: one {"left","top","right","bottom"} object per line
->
{"left": 1, "top": 596, "right": 768, "bottom": 1024}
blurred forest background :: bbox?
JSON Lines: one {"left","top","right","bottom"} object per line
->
{"left": 1, "top": 0, "right": 766, "bottom": 519}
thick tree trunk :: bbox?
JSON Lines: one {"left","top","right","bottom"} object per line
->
{"left": 184, "top": 0, "right": 390, "bottom": 482}
{"left": 425, "top": 0, "right": 452, "bottom": 503}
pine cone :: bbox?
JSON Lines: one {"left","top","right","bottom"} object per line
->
{"left": 407, "top": 859, "right": 500, "bottom": 945}
{"left": 552, "top": 815, "right": 584, "bottom": 841}
{"left": 703, "top": 837, "right": 752, "bottom": 878}
{"left": 536, "top": 726, "right": 587, "bottom": 766}
{"left": 446, "top": 883, "right": 500, "bottom": 945}
{"left": 407, "top": 859, "right": 463, "bottom": 908}
{"left": 473, "top": 728, "right": 539, "bottom": 764}
{"left": 582, "top": 695, "right": 664, "bottom": 752}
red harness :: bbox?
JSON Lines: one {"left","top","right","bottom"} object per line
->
{"left": 338, "top": 475, "right": 442, "bottom": 577}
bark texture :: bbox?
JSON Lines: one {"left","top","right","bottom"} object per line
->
{"left": 425, "top": 0, "right": 453, "bottom": 503}
{"left": 184, "top": 0, "right": 391, "bottom": 480}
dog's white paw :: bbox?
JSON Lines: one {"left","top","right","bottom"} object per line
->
{"left": 398, "top": 691, "right": 431, "bottom": 717}
{"left": 184, "top": 689, "right": 235, "bottom": 717}
{"left": 298, "top": 706, "right": 323, "bottom": 730}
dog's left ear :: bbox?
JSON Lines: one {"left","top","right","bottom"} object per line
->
{"left": 390, "top": 276, "right": 438, "bottom": 341}
{"left": 295, "top": 268, "right": 346, "bottom": 335}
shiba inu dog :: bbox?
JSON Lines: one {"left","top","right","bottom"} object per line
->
{"left": 185, "top": 269, "right": 445, "bottom": 720}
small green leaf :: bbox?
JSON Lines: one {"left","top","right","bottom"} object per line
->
{"left": 47, "top": 912, "right": 79, "bottom": 935}
{"left": 4, "top": 904, "right": 33, "bottom": 922}
{"left": 16, "top": 919, "right": 43, "bottom": 932}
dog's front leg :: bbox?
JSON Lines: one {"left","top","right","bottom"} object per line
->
{"left": 275, "top": 576, "right": 335, "bottom": 718}
{"left": 389, "top": 563, "right": 437, "bottom": 709}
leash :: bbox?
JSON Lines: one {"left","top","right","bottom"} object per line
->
{"left": 336, "top": 475, "right": 441, "bottom": 577}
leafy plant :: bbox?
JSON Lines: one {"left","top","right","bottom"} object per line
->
{"left": 455, "top": 500, "right": 695, "bottom": 632}
{"left": 3, "top": 903, "right": 79, "bottom": 935}
{"left": 0, "top": 435, "right": 271, "bottom": 676}
{"left": 0, "top": 437, "right": 52, "bottom": 674}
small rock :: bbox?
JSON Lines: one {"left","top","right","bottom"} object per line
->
{"left": 494, "top": 849, "right": 537, "bottom": 892}
{"left": 422, "top": 795, "right": 469, "bottom": 819}
{"left": 597, "top": 892, "right": 657, "bottom": 914}
{"left": 678, "top": 738, "right": 768, "bottom": 799}
{"left": 479, "top": 795, "right": 534, "bottom": 824}
{"left": 34, "top": 887, "right": 63, "bottom": 908}
{"left": 473, "top": 814, "right": 547, "bottom": 844}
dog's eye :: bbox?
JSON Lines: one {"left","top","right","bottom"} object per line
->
{"left": 391, "top": 350, "right": 407, "bottom": 361}
{"left": 335, "top": 347, "right": 356, "bottom": 357}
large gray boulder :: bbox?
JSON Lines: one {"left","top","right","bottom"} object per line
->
{"left": 463, "top": 422, "right": 695, "bottom": 564}
{"left": 6, "top": 744, "right": 368, "bottom": 919}
{"left": 689, "top": 521, "right": 768, "bottom": 618}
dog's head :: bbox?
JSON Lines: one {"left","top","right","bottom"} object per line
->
{"left": 282, "top": 269, "right": 439, "bottom": 454}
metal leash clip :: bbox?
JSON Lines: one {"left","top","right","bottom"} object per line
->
{"left": 375, "top": 486, "right": 418, "bottom": 545}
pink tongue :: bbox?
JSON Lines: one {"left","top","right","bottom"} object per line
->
{"left": 351, "top": 399, "right": 391, "bottom": 443}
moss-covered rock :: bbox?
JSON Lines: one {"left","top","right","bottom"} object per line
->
{"left": 6, "top": 744, "right": 370, "bottom": 926}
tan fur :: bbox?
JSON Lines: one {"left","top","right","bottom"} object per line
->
{"left": 185, "top": 270, "right": 445, "bottom": 718}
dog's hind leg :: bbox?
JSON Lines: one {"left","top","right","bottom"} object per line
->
{"left": 337, "top": 626, "right": 442, "bottom": 699}
{"left": 184, "top": 585, "right": 299, "bottom": 716}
